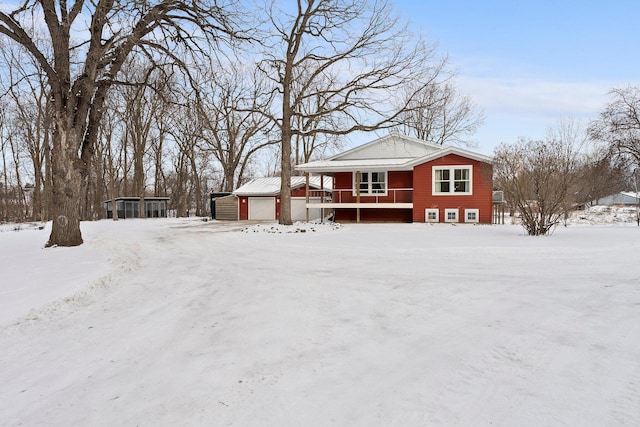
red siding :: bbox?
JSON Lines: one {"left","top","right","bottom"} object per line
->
{"left": 291, "top": 187, "right": 307, "bottom": 197}
{"left": 335, "top": 209, "right": 413, "bottom": 222}
{"left": 332, "top": 171, "right": 412, "bottom": 203}
{"left": 412, "top": 154, "right": 493, "bottom": 223}
{"left": 238, "top": 196, "right": 249, "bottom": 220}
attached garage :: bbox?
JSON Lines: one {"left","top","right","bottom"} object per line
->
{"left": 233, "top": 176, "right": 332, "bottom": 221}
{"left": 248, "top": 197, "right": 276, "bottom": 220}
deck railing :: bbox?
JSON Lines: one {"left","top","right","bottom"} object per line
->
{"left": 308, "top": 188, "right": 413, "bottom": 204}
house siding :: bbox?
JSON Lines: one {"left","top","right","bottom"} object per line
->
{"left": 412, "top": 154, "right": 493, "bottom": 223}
{"left": 333, "top": 170, "right": 413, "bottom": 204}
{"left": 335, "top": 209, "right": 413, "bottom": 222}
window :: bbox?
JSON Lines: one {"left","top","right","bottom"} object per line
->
{"left": 354, "top": 171, "right": 387, "bottom": 195}
{"left": 444, "top": 208, "right": 458, "bottom": 223}
{"left": 433, "top": 166, "right": 472, "bottom": 195}
{"left": 425, "top": 208, "right": 439, "bottom": 223}
{"left": 465, "top": 209, "right": 479, "bottom": 223}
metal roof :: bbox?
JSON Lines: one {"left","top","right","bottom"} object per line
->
{"left": 233, "top": 176, "right": 333, "bottom": 196}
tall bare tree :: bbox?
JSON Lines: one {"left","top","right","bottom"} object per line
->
{"left": 0, "top": 0, "right": 238, "bottom": 246}
{"left": 399, "top": 80, "right": 485, "bottom": 146}
{"left": 1, "top": 44, "right": 53, "bottom": 222}
{"left": 258, "top": 0, "right": 442, "bottom": 225}
{"left": 588, "top": 85, "right": 640, "bottom": 174}
{"left": 198, "top": 63, "right": 275, "bottom": 192}
{"left": 574, "top": 147, "right": 627, "bottom": 205}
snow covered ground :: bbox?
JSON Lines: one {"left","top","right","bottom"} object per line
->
{"left": 1, "top": 211, "right": 639, "bottom": 426}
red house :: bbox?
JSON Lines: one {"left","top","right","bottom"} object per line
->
{"left": 295, "top": 134, "right": 494, "bottom": 223}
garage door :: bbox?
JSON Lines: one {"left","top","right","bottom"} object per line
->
{"left": 292, "top": 197, "right": 322, "bottom": 221}
{"left": 248, "top": 197, "right": 276, "bottom": 220}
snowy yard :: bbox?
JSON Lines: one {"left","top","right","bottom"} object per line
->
{"left": 1, "top": 217, "right": 639, "bottom": 426}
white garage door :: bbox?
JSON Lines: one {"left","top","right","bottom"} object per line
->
{"left": 248, "top": 197, "right": 276, "bottom": 220}
{"left": 292, "top": 197, "right": 322, "bottom": 221}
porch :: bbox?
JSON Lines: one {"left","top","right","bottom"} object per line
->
{"left": 305, "top": 188, "right": 413, "bottom": 209}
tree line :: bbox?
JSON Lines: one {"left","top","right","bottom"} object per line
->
{"left": 1, "top": 0, "right": 484, "bottom": 246}
{"left": 494, "top": 97, "right": 640, "bottom": 235}
{"left": 1, "top": 1, "right": 639, "bottom": 243}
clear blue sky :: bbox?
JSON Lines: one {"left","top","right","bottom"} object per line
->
{"left": 389, "top": 0, "right": 640, "bottom": 154}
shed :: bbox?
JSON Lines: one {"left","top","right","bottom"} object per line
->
{"left": 210, "top": 192, "right": 234, "bottom": 220}
{"left": 104, "top": 197, "right": 169, "bottom": 219}
{"left": 211, "top": 194, "right": 238, "bottom": 220}
{"left": 233, "top": 176, "right": 332, "bottom": 221}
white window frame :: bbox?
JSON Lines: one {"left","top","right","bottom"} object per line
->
{"left": 432, "top": 165, "right": 473, "bottom": 195}
{"left": 444, "top": 208, "right": 459, "bottom": 223}
{"left": 465, "top": 209, "right": 479, "bottom": 223}
{"left": 425, "top": 208, "right": 439, "bottom": 223}
{"left": 352, "top": 171, "right": 387, "bottom": 196}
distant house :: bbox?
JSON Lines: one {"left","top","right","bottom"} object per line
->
{"left": 590, "top": 192, "right": 640, "bottom": 207}
{"left": 104, "top": 197, "right": 169, "bottom": 219}
{"left": 232, "top": 176, "right": 332, "bottom": 221}
{"left": 295, "top": 134, "right": 494, "bottom": 223}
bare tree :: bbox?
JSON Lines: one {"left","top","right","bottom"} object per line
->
{"left": 115, "top": 61, "right": 171, "bottom": 218}
{"left": 258, "top": 0, "right": 442, "bottom": 225}
{"left": 494, "top": 119, "right": 584, "bottom": 235}
{"left": 574, "top": 147, "right": 627, "bottom": 206}
{"left": 0, "top": 0, "right": 239, "bottom": 246}
{"left": 399, "top": 80, "right": 485, "bottom": 146}
{"left": 1, "top": 44, "right": 53, "bottom": 222}
{"left": 589, "top": 86, "right": 640, "bottom": 170}
{"left": 197, "top": 63, "right": 275, "bottom": 192}
{"left": 166, "top": 100, "right": 204, "bottom": 217}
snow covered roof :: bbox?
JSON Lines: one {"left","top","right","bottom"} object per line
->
{"left": 296, "top": 135, "right": 492, "bottom": 174}
{"left": 593, "top": 192, "right": 640, "bottom": 206}
{"left": 233, "top": 176, "right": 332, "bottom": 196}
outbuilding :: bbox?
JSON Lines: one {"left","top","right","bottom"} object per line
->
{"left": 104, "top": 197, "right": 169, "bottom": 219}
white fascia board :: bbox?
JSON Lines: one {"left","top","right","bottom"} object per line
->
{"left": 296, "top": 159, "right": 415, "bottom": 174}
{"left": 405, "top": 147, "right": 493, "bottom": 167}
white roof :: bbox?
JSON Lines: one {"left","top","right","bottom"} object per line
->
{"left": 331, "top": 134, "right": 442, "bottom": 160}
{"left": 594, "top": 192, "right": 640, "bottom": 205}
{"left": 296, "top": 134, "right": 492, "bottom": 174}
{"left": 233, "top": 176, "right": 332, "bottom": 196}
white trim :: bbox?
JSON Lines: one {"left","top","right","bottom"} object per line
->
{"left": 425, "top": 208, "right": 439, "bottom": 223}
{"left": 444, "top": 208, "right": 459, "bottom": 223}
{"left": 432, "top": 165, "right": 473, "bottom": 196}
{"left": 352, "top": 171, "right": 388, "bottom": 196}
{"left": 305, "top": 202, "right": 412, "bottom": 209}
{"left": 465, "top": 208, "right": 479, "bottom": 223}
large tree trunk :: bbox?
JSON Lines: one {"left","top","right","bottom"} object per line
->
{"left": 280, "top": 129, "right": 292, "bottom": 225}
{"left": 279, "top": 61, "right": 293, "bottom": 226}
{"left": 46, "top": 127, "right": 84, "bottom": 247}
